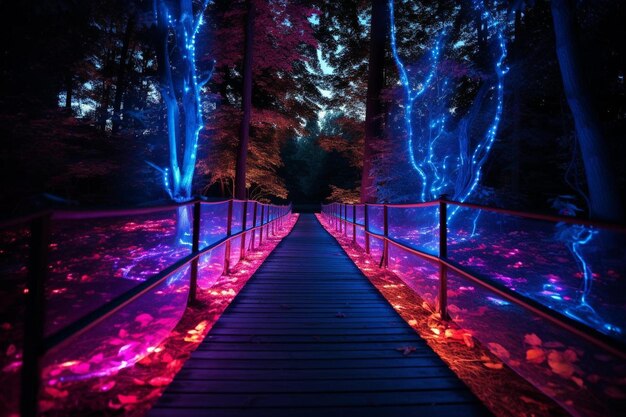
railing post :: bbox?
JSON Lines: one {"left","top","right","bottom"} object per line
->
{"left": 188, "top": 201, "right": 201, "bottom": 305}
{"left": 381, "top": 204, "right": 389, "bottom": 268}
{"left": 271, "top": 207, "right": 276, "bottom": 236}
{"left": 343, "top": 204, "right": 347, "bottom": 236}
{"left": 223, "top": 199, "right": 234, "bottom": 274}
{"left": 259, "top": 204, "right": 265, "bottom": 245}
{"left": 250, "top": 201, "right": 258, "bottom": 251}
{"left": 352, "top": 204, "right": 357, "bottom": 244}
{"left": 240, "top": 201, "right": 248, "bottom": 260}
{"left": 21, "top": 213, "right": 51, "bottom": 417}
{"left": 339, "top": 204, "right": 343, "bottom": 233}
{"left": 438, "top": 196, "right": 448, "bottom": 320}
{"left": 364, "top": 204, "right": 371, "bottom": 254}
{"left": 337, "top": 203, "right": 343, "bottom": 234}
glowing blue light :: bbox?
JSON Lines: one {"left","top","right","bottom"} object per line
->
{"left": 388, "top": 0, "right": 508, "bottom": 223}
{"left": 487, "top": 296, "right": 510, "bottom": 306}
{"left": 154, "top": 0, "right": 214, "bottom": 202}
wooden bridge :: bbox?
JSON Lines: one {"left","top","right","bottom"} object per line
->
{"left": 148, "top": 214, "right": 492, "bottom": 417}
{"left": 3, "top": 199, "right": 625, "bottom": 417}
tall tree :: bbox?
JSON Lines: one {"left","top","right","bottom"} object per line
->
{"left": 361, "top": 0, "right": 389, "bottom": 203}
{"left": 153, "top": 0, "right": 214, "bottom": 201}
{"left": 112, "top": 13, "right": 136, "bottom": 133}
{"left": 550, "top": 0, "right": 623, "bottom": 222}
{"left": 234, "top": 0, "right": 255, "bottom": 200}
{"left": 203, "top": 0, "right": 319, "bottom": 201}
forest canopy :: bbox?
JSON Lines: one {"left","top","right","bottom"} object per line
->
{"left": 0, "top": 0, "right": 624, "bottom": 221}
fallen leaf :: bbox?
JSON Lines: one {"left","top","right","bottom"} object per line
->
{"left": 484, "top": 362, "right": 503, "bottom": 370}
{"left": 547, "top": 351, "right": 575, "bottom": 378}
{"left": 117, "top": 394, "right": 139, "bottom": 404}
{"left": 520, "top": 395, "right": 543, "bottom": 405}
{"left": 408, "top": 319, "right": 417, "bottom": 326}
{"left": 131, "top": 378, "right": 146, "bottom": 386}
{"left": 94, "top": 380, "right": 116, "bottom": 392}
{"left": 571, "top": 376, "right": 584, "bottom": 388}
{"left": 460, "top": 333, "right": 473, "bottom": 348}
{"left": 44, "top": 387, "right": 69, "bottom": 399}
{"left": 149, "top": 376, "right": 173, "bottom": 387}
{"left": 526, "top": 348, "right": 546, "bottom": 364}
{"left": 2, "top": 361, "right": 22, "bottom": 373}
{"left": 135, "top": 313, "right": 153, "bottom": 327}
{"left": 89, "top": 353, "right": 104, "bottom": 364}
{"left": 487, "top": 343, "right": 510, "bottom": 359}
{"left": 524, "top": 333, "right": 542, "bottom": 347}
{"left": 563, "top": 348, "right": 578, "bottom": 363}
{"left": 195, "top": 320, "right": 208, "bottom": 332}
{"left": 70, "top": 362, "right": 90, "bottom": 375}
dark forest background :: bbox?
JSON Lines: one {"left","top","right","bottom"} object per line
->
{"left": 0, "top": 0, "right": 624, "bottom": 219}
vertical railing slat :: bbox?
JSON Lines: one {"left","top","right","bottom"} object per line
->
{"left": 438, "top": 197, "right": 448, "bottom": 320}
{"left": 223, "top": 199, "right": 234, "bottom": 274}
{"left": 382, "top": 204, "right": 389, "bottom": 268}
{"left": 240, "top": 200, "right": 248, "bottom": 261}
{"left": 364, "top": 204, "right": 370, "bottom": 254}
{"left": 20, "top": 213, "right": 51, "bottom": 417}
{"left": 250, "top": 201, "right": 258, "bottom": 251}
{"left": 188, "top": 201, "right": 201, "bottom": 305}
{"left": 259, "top": 204, "right": 265, "bottom": 245}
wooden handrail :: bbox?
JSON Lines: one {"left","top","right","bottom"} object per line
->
{"left": 322, "top": 201, "right": 626, "bottom": 361}
{"left": 13, "top": 198, "right": 291, "bottom": 417}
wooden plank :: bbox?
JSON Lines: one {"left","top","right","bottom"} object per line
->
{"left": 149, "top": 404, "right": 488, "bottom": 417}
{"left": 148, "top": 214, "right": 491, "bottom": 417}
{"left": 155, "top": 389, "right": 481, "bottom": 408}
{"left": 172, "top": 365, "right": 457, "bottom": 381}
{"left": 189, "top": 349, "right": 436, "bottom": 360}
{"left": 164, "top": 377, "right": 467, "bottom": 393}
{"left": 195, "top": 341, "right": 428, "bottom": 352}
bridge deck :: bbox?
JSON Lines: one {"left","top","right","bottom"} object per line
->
{"left": 149, "top": 214, "right": 492, "bottom": 417}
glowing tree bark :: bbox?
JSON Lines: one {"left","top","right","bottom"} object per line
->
{"left": 234, "top": 0, "right": 255, "bottom": 200}
{"left": 154, "top": 0, "right": 214, "bottom": 201}
{"left": 388, "top": 0, "right": 507, "bottom": 221}
{"left": 361, "top": 0, "right": 388, "bottom": 203}
{"left": 551, "top": 0, "right": 623, "bottom": 222}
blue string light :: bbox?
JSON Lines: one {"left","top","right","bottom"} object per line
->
{"left": 388, "top": 0, "right": 508, "bottom": 223}
{"left": 154, "top": 0, "right": 214, "bottom": 201}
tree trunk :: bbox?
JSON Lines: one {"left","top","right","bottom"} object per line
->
{"left": 234, "top": 0, "right": 255, "bottom": 200}
{"left": 98, "top": 80, "right": 110, "bottom": 131}
{"left": 112, "top": 15, "right": 135, "bottom": 134}
{"left": 65, "top": 70, "right": 72, "bottom": 111}
{"left": 361, "top": 0, "right": 388, "bottom": 203}
{"left": 551, "top": 0, "right": 623, "bottom": 222}
{"left": 511, "top": 10, "right": 523, "bottom": 195}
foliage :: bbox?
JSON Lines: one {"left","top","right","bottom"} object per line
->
{"left": 201, "top": 0, "right": 321, "bottom": 201}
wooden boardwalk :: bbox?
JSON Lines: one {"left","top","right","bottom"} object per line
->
{"left": 149, "top": 214, "right": 492, "bottom": 417}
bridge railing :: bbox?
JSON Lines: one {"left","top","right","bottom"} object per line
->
{"left": 322, "top": 199, "right": 626, "bottom": 417}
{"left": 0, "top": 199, "right": 291, "bottom": 417}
